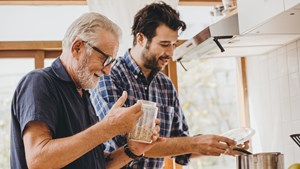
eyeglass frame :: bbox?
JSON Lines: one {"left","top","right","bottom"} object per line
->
{"left": 83, "top": 41, "right": 116, "bottom": 67}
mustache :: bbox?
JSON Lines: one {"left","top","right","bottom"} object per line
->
{"left": 159, "top": 56, "right": 171, "bottom": 60}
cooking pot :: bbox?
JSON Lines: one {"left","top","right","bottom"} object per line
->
{"left": 236, "top": 152, "right": 284, "bottom": 169}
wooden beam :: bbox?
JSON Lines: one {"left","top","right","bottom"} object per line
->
{"left": 179, "top": 0, "right": 222, "bottom": 6}
{"left": 0, "top": 41, "right": 62, "bottom": 59}
{"left": 236, "top": 57, "right": 250, "bottom": 127}
{"left": 0, "top": 41, "right": 62, "bottom": 51}
{"left": 35, "top": 50, "right": 45, "bottom": 69}
{"left": 45, "top": 51, "right": 61, "bottom": 58}
{"left": 0, "top": 51, "right": 36, "bottom": 58}
{"left": 168, "top": 60, "right": 178, "bottom": 91}
{"left": 177, "top": 40, "right": 186, "bottom": 46}
{"left": 0, "top": 50, "right": 60, "bottom": 58}
{"left": 0, "top": 0, "right": 86, "bottom": 5}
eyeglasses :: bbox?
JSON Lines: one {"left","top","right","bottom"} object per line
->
{"left": 83, "top": 41, "right": 115, "bottom": 67}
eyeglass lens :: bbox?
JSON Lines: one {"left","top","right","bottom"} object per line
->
{"left": 103, "top": 57, "right": 115, "bottom": 67}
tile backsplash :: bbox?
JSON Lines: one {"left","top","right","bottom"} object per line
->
{"left": 246, "top": 38, "right": 300, "bottom": 167}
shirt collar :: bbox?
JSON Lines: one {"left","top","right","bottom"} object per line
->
{"left": 51, "top": 58, "right": 73, "bottom": 82}
{"left": 123, "top": 50, "right": 159, "bottom": 80}
{"left": 124, "top": 50, "right": 142, "bottom": 77}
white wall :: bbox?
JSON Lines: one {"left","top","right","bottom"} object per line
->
{"left": 0, "top": 5, "right": 89, "bottom": 41}
{"left": 246, "top": 38, "right": 300, "bottom": 168}
{"left": 0, "top": 5, "right": 215, "bottom": 53}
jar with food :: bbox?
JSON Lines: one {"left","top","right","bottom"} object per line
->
{"left": 128, "top": 100, "right": 158, "bottom": 143}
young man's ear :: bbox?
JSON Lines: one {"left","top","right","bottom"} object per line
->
{"left": 136, "top": 33, "right": 147, "bottom": 47}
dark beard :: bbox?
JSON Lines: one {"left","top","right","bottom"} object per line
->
{"left": 141, "top": 49, "right": 161, "bottom": 71}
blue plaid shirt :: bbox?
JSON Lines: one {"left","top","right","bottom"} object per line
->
{"left": 90, "top": 50, "right": 191, "bottom": 169}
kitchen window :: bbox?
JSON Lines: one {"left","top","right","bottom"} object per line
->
{"left": 177, "top": 57, "right": 241, "bottom": 169}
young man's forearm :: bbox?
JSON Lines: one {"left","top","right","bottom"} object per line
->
{"left": 145, "top": 137, "right": 194, "bottom": 157}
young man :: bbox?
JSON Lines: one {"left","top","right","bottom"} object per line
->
{"left": 90, "top": 2, "right": 241, "bottom": 169}
{"left": 11, "top": 12, "right": 161, "bottom": 169}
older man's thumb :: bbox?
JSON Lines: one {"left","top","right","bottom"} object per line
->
{"left": 112, "top": 91, "right": 127, "bottom": 108}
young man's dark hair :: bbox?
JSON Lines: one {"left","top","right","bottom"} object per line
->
{"left": 131, "top": 1, "right": 186, "bottom": 46}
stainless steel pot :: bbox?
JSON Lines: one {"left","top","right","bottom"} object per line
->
{"left": 236, "top": 152, "right": 284, "bottom": 169}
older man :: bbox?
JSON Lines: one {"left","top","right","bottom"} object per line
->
{"left": 11, "top": 12, "right": 160, "bottom": 169}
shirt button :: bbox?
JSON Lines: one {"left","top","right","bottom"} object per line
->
{"left": 145, "top": 87, "right": 148, "bottom": 90}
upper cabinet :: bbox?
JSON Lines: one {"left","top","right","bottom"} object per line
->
{"left": 237, "top": 0, "right": 285, "bottom": 34}
{"left": 238, "top": 0, "right": 300, "bottom": 35}
{"left": 285, "top": 0, "right": 300, "bottom": 9}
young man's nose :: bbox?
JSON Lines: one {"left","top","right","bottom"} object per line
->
{"left": 164, "top": 45, "right": 174, "bottom": 57}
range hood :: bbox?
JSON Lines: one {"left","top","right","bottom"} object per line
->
{"left": 174, "top": 3, "right": 300, "bottom": 62}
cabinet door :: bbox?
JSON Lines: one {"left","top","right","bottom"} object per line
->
{"left": 284, "top": 0, "right": 300, "bottom": 10}
{"left": 238, "top": 0, "right": 284, "bottom": 34}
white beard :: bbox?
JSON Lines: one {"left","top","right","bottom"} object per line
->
{"left": 76, "top": 56, "right": 99, "bottom": 90}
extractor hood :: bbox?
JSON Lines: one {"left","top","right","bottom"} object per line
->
{"left": 174, "top": 3, "right": 300, "bottom": 62}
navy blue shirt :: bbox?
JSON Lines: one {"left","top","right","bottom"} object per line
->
{"left": 11, "top": 58, "right": 105, "bottom": 169}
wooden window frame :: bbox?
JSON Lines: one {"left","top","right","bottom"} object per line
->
{"left": 0, "top": 41, "right": 178, "bottom": 79}
{"left": 0, "top": 41, "right": 61, "bottom": 69}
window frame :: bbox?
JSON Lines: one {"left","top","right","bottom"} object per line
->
{"left": 0, "top": 41, "right": 61, "bottom": 69}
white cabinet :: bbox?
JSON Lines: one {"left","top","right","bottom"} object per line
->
{"left": 237, "top": 0, "right": 284, "bottom": 34}
{"left": 285, "top": 0, "right": 300, "bottom": 10}
{"left": 238, "top": 0, "right": 300, "bottom": 35}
